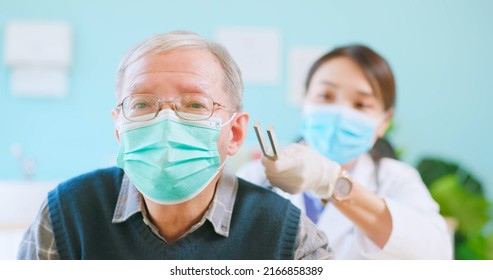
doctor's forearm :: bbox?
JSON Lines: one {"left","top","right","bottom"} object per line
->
{"left": 332, "top": 183, "right": 392, "bottom": 248}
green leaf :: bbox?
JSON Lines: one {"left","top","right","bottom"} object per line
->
{"left": 460, "top": 231, "right": 493, "bottom": 260}
{"left": 417, "top": 158, "right": 484, "bottom": 195}
{"left": 429, "top": 174, "right": 490, "bottom": 236}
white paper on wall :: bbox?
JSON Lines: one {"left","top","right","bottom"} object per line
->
{"left": 11, "top": 67, "right": 68, "bottom": 97}
{"left": 215, "top": 27, "right": 281, "bottom": 85}
{"left": 288, "top": 47, "right": 329, "bottom": 105}
{"left": 4, "top": 21, "right": 72, "bottom": 67}
{"left": 4, "top": 21, "right": 72, "bottom": 97}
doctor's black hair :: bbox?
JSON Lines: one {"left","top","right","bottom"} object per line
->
{"left": 304, "top": 44, "right": 396, "bottom": 111}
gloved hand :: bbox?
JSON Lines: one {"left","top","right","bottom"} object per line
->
{"left": 261, "top": 143, "right": 341, "bottom": 199}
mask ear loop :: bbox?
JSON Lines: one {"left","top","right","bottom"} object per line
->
{"left": 220, "top": 112, "right": 238, "bottom": 127}
{"left": 216, "top": 112, "right": 239, "bottom": 173}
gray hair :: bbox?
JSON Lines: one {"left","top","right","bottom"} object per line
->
{"left": 115, "top": 30, "right": 243, "bottom": 111}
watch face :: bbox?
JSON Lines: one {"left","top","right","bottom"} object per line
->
{"left": 334, "top": 177, "right": 352, "bottom": 198}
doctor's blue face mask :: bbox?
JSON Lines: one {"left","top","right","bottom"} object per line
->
{"left": 116, "top": 109, "right": 235, "bottom": 205}
{"left": 300, "top": 104, "right": 381, "bottom": 164}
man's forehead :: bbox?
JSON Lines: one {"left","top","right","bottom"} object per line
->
{"left": 125, "top": 73, "right": 212, "bottom": 94}
{"left": 128, "top": 49, "right": 221, "bottom": 77}
{"left": 119, "top": 50, "right": 227, "bottom": 101}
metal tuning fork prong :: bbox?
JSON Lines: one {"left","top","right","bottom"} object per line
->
{"left": 253, "top": 121, "right": 279, "bottom": 161}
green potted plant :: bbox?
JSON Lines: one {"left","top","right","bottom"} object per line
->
{"left": 417, "top": 158, "right": 493, "bottom": 259}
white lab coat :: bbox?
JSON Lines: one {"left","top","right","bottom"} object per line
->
{"left": 236, "top": 153, "right": 453, "bottom": 259}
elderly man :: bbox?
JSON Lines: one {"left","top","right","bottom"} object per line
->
{"left": 17, "top": 31, "right": 331, "bottom": 260}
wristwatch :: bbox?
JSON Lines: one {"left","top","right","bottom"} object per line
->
{"left": 332, "top": 169, "right": 353, "bottom": 202}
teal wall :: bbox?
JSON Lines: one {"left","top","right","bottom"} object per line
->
{"left": 1, "top": 0, "right": 492, "bottom": 199}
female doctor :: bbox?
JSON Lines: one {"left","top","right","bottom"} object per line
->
{"left": 237, "top": 45, "right": 452, "bottom": 259}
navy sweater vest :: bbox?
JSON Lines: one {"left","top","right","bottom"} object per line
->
{"left": 48, "top": 167, "right": 301, "bottom": 260}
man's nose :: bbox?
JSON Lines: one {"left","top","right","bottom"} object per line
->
{"left": 159, "top": 100, "right": 175, "bottom": 110}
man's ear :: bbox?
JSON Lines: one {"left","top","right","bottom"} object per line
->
{"left": 111, "top": 109, "right": 120, "bottom": 142}
{"left": 227, "top": 112, "right": 249, "bottom": 156}
{"left": 375, "top": 108, "right": 394, "bottom": 138}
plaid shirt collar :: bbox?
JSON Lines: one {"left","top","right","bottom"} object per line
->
{"left": 112, "top": 169, "right": 238, "bottom": 238}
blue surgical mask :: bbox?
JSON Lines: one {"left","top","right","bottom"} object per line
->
{"left": 300, "top": 104, "right": 379, "bottom": 164}
{"left": 116, "top": 109, "right": 234, "bottom": 205}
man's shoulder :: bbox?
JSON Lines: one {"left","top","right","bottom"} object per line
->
{"left": 237, "top": 177, "right": 285, "bottom": 199}
{"left": 236, "top": 177, "right": 299, "bottom": 214}
{"left": 48, "top": 167, "right": 124, "bottom": 216}
{"left": 55, "top": 166, "right": 124, "bottom": 194}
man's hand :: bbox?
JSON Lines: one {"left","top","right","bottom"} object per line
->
{"left": 261, "top": 143, "right": 341, "bottom": 199}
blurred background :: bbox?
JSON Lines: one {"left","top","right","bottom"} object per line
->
{"left": 0, "top": 0, "right": 492, "bottom": 259}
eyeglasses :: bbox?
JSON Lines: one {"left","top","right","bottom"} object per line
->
{"left": 116, "top": 93, "right": 227, "bottom": 122}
